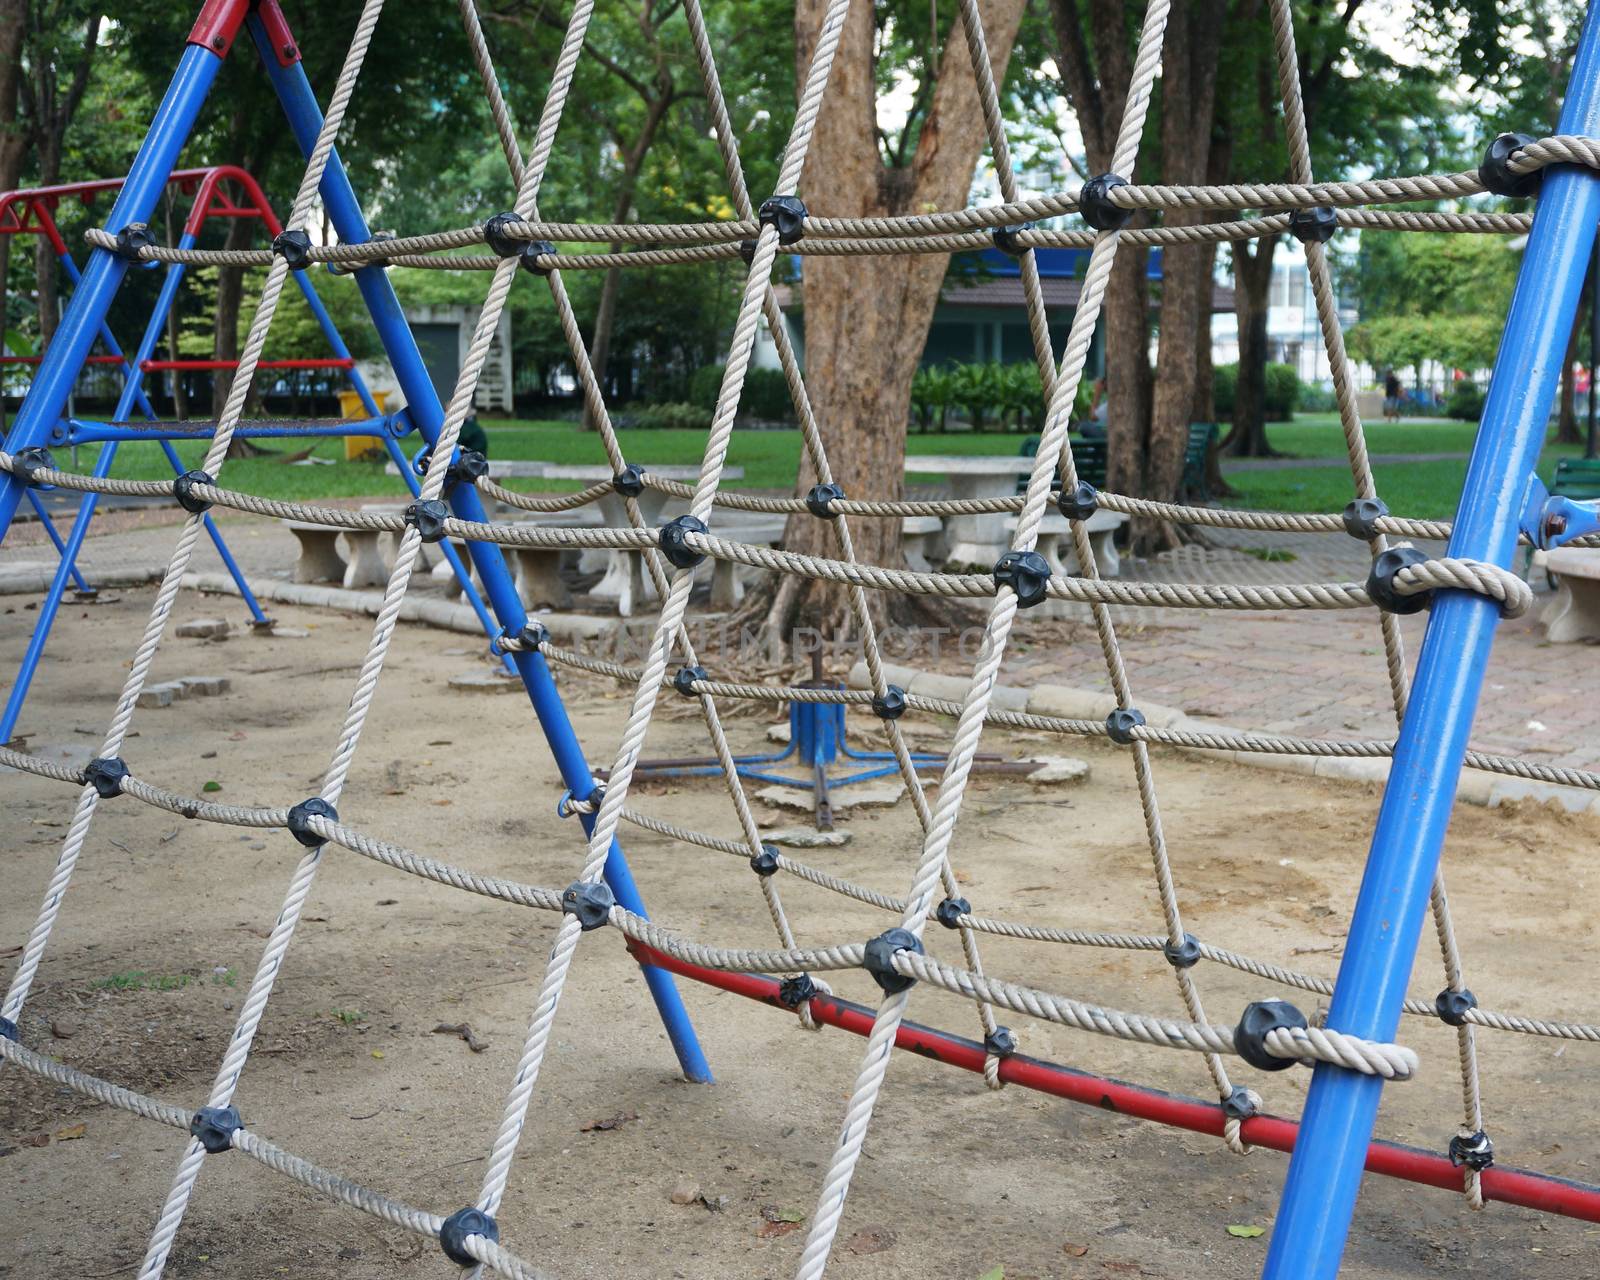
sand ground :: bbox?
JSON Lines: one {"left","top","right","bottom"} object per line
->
{"left": 4, "top": 584, "right": 1600, "bottom": 1279}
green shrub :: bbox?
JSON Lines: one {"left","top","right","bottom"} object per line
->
{"left": 1213, "top": 363, "right": 1237, "bottom": 418}
{"left": 911, "top": 366, "right": 956, "bottom": 431}
{"left": 1264, "top": 363, "right": 1300, "bottom": 420}
{"left": 1445, "top": 380, "right": 1486, "bottom": 422}
{"left": 625, "top": 401, "right": 713, "bottom": 431}
{"left": 687, "top": 364, "right": 793, "bottom": 422}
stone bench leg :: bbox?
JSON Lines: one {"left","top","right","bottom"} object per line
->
{"left": 514, "top": 547, "right": 572, "bottom": 609}
{"left": 1542, "top": 576, "right": 1600, "bottom": 642}
{"left": 433, "top": 542, "right": 480, "bottom": 600}
{"left": 289, "top": 527, "right": 347, "bottom": 584}
{"left": 342, "top": 528, "right": 391, "bottom": 589}
{"left": 710, "top": 558, "right": 743, "bottom": 610}
{"left": 902, "top": 532, "right": 933, "bottom": 574}
{"left": 1089, "top": 528, "right": 1120, "bottom": 578}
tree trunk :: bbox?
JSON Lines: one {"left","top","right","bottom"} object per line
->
{"left": 0, "top": 0, "right": 25, "bottom": 431}
{"left": 1226, "top": 234, "right": 1277, "bottom": 456}
{"left": 1557, "top": 305, "right": 1583, "bottom": 444}
{"left": 584, "top": 90, "right": 672, "bottom": 427}
{"left": 33, "top": 131, "right": 63, "bottom": 349}
{"left": 768, "top": 0, "right": 1026, "bottom": 638}
{"left": 1136, "top": 0, "right": 1226, "bottom": 551}
{"left": 1104, "top": 249, "right": 1152, "bottom": 497}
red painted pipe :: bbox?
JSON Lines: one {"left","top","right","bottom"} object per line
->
{"left": 627, "top": 940, "right": 1600, "bottom": 1224}
{"left": 0, "top": 354, "right": 122, "bottom": 365}
{"left": 140, "top": 358, "right": 353, "bottom": 371}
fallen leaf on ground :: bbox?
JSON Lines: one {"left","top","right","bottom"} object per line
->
{"left": 757, "top": 1220, "right": 802, "bottom": 1239}
{"left": 1226, "top": 1225, "right": 1265, "bottom": 1239}
{"left": 844, "top": 1226, "right": 895, "bottom": 1255}
{"left": 1063, "top": 1242, "right": 1090, "bottom": 1257}
{"left": 54, "top": 1123, "right": 87, "bottom": 1141}
{"left": 432, "top": 1022, "right": 489, "bottom": 1053}
{"left": 579, "top": 1110, "right": 638, "bottom": 1133}
{"left": 202, "top": 780, "right": 222, "bottom": 792}
{"left": 977, "top": 1268, "right": 1004, "bottom": 1280}
{"left": 24, "top": 1133, "right": 50, "bottom": 1148}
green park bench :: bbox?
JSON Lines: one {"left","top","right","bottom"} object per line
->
{"left": 1015, "top": 426, "right": 1210, "bottom": 499}
{"left": 1552, "top": 456, "right": 1600, "bottom": 500}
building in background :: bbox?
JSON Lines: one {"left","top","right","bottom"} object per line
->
{"left": 1210, "top": 237, "right": 1358, "bottom": 388}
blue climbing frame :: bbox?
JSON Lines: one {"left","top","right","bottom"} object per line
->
{"left": 0, "top": 0, "right": 710, "bottom": 1082}
{"left": 1262, "top": 7, "right": 1600, "bottom": 1277}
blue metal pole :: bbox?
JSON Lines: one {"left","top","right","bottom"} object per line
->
{"left": 1261, "top": 17, "right": 1600, "bottom": 1277}
{"left": 0, "top": 42, "right": 226, "bottom": 540}
{"left": 19, "top": 488, "right": 93, "bottom": 593}
{"left": 251, "top": 15, "right": 711, "bottom": 1082}
{"left": 57, "top": 245, "right": 271, "bottom": 626}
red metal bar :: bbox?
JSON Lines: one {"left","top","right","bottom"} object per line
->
{"left": 0, "top": 167, "right": 281, "bottom": 248}
{"left": 187, "top": 0, "right": 251, "bottom": 58}
{"left": 140, "top": 358, "right": 353, "bottom": 371}
{"left": 257, "top": 0, "right": 302, "bottom": 67}
{"left": 626, "top": 940, "right": 1600, "bottom": 1225}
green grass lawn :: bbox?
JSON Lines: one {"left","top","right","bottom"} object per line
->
{"left": 93, "top": 411, "right": 1583, "bottom": 522}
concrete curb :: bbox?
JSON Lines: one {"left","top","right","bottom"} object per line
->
{"left": 847, "top": 660, "right": 1599, "bottom": 816}
{"left": 0, "top": 562, "right": 167, "bottom": 594}
{"left": 182, "top": 573, "right": 617, "bottom": 644}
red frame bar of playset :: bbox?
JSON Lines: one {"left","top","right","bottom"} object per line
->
{"left": 626, "top": 940, "right": 1600, "bottom": 1225}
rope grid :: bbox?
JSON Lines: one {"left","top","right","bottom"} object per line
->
{"left": 2, "top": 0, "right": 1593, "bottom": 1272}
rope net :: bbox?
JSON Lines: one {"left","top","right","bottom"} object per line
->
{"left": 2, "top": 0, "right": 1597, "bottom": 1273}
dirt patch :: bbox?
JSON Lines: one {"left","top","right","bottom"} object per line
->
{"left": 3, "top": 585, "right": 1599, "bottom": 1278}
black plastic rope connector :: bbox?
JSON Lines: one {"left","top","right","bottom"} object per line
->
{"left": 1222, "top": 1085, "right": 1259, "bottom": 1120}
{"left": 445, "top": 448, "right": 489, "bottom": 493}
{"left": 658, "top": 514, "right": 709, "bottom": 569}
{"left": 521, "top": 238, "right": 557, "bottom": 275}
{"left": 497, "top": 621, "right": 548, "bottom": 655}
{"left": 613, "top": 463, "right": 646, "bottom": 497}
{"left": 1479, "top": 132, "right": 1541, "bottom": 199}
{"left": 778, "top": 973, "right": 817, "bottom": 1009}
{"left": 1288, "top": 206, "right": 1338, "bottom": 245}
{"left": 871, "top": 685, "right": 907, "bottom": 721}
{"left": 1233, "top": 999, "right": 1308, "bottom": 1072}
{"left": 804, "top": 482, "right": 845, "bottom": 518}
{"left": 1449, "top": 1129, "right": 1495, "bottom": 1172}
{"left": 1434, "top": 987, "right": 1478, "bottom": 1027}
{"left": 1057, "top": 480, "right": 1098, "bottom": 523}
{"left": 83, "top": 756, "right": 130, "bottom": 800}
{"left": 991, "top": 222, "right": 1034, "bottom": 257}
{"left": 1079, "top": 173, "right": 1132, "bottom": 231}
{"left": 286, "top": 797, "right": 338, "bottom": 848}
{"left": 984, "top": 1026, "right": 1017, "bottom": 1057}
{"left": 757, "top": 195, "right": 808, "bottom": 246}
{"left": 404, "top": 499, "right": 450, "bottom": 544}
{"left": 1366, "top": 545, "right": 1432, "bottom": 615}
{"left": 0, "top": 1016, "right": 17, "bottom": 1042}
{"left": 12, "top": 446, "right": 56, "bottom": 488}
{"left": 112, "top": 222, "right": 155, "bottom": 261}
{"left": 673, "top": 665, "right": 708, "bottom": 698}
{"left": 1342, "top": 496, "right": 1389, "bottom": 541}
{"left": 561, "top": 879, "right": 616, "bottom": 931}
{"left": 190, "top": 1104, "right": 241, "bottom": 1154}
{"left": 1105, "top": 707, "right": 1146, "bottom": 744}
{"left": 739, "top": 238, "right": 758, "bottom": 266}
{"left": 934, "top": 896, "right": 970, "bottom": 930}
{"left": 1162, "top": 932, "right": 1202, "bottom": 969}
{"left": 862, "top": 927, "right": 924, "bottom": 994}
{"left": 993, "top": 549, "right": 1051, "bottom": 609}
{"left": 749, "top": 844, "right": 780, "bottom": 877}
{"left": 173, "top": 469, "right": 215, "bottom": 515}
{"left": 439, "top": 1206, "right": 500, "bottom": 1267}
{"left": 483, "top": 211, "right": 528, "bottom": 257}
{"left": 271, "top": 228, "right": 312, "bottom": 271}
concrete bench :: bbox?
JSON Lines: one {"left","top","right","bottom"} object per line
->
{"left": 1007, "top": 509, "right": 1126, "bottom": 579}
{"left": 282, "top": 520, "right": 347, "bottom": 584}
{"left": 901, "top": 514, "right": 944, "bottom": 573}
{"left": 1540, "top": 547, "right": 1600, "bottom": 642}
{"left": 344, "top": 503, "right": 410, "bottom": 589}
{"left": 709, "top": 514, "right": 787, "bottom": 609}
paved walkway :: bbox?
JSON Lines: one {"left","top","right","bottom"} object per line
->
{"left": 4, "top": 505, "right": 1595, "bottom": 779}
{"left": 1223, "top": 450, "right": 1468, "bottom": 473}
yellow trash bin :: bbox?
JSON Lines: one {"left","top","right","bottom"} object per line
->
{"left": 339, "top": 388, "right": 389, "bottom": 460}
